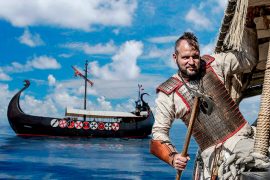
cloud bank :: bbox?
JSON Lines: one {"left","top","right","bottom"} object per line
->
{"left": 0, "top": 0, "right": 137, "bottom": 31}
{"left": 90, "top": 40, "right": 143, "bottom": 80}
{"left": 3, "top": 56, "right": 61, "bottom": 73}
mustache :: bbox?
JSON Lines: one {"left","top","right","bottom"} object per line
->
{"left": 186, "top": 65, "right": 198, "bottom": 68}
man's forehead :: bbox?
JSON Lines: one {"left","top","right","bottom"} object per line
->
{"left": 178, "top": 48, "right": 199, "bottom": 55}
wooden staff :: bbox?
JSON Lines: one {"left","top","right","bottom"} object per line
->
{"left": 176, "top": 96, "right": 200, "bottom": 180}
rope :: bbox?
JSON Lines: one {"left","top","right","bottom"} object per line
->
{"left": 254, "top": 42, "right": 270, "bottom": 156}
{"left": 218, "top": 151, "right": 270, "bottom": 180}
{"left": 216, "top": 0, "right": 248, "bottom": 52}
{"left": 215, "top": 0, "right": 236, "bottom": 53}
{"left": 224, "top": 0, "right": 248, "bottom": 51}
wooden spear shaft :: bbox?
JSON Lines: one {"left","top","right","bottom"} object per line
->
{"left": 176, "top": 96, "right": 200, "bottom": 180}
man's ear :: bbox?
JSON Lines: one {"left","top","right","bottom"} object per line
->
{"left": 172, "top": 53, "right": 177, "bottom": 64}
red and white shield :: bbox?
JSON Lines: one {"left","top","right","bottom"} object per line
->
{"left": 75, "top": 121, "right": 83, "bottom": 129}
{"left": 67, "top": 120, "right": 75, "bottom": 129}
{"left": 104, "top": 122, "right": 112, "bottom": 130}
{"left": 83, "top": 121, "right": 90, "bottom": 130}
{"left": 112, "top": 122, "right": 120, "bottom": 131}
{"left": 59, "top": 119, "right": 67, "bottom": 128}
{"left": 98, "top": 122, "right": 105, "bottom": 130}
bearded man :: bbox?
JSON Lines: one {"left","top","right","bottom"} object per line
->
{"left": 150, "top": 32, "right": 269, "bottom": 179}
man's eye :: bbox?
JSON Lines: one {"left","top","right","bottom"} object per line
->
{"left": 193, "top": 55, "right": 200, "bottom": 59}
{"left": 182, "top": 56, "right": 189, "bottom": 59}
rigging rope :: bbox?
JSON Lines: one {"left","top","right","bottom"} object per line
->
{"left": 254, "top": 42, "right": 270, "bottom": 155}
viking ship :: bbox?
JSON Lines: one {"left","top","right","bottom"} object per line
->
{"left": 192, "top": 0, "right": 270, "bottom": 179}
{"left": 7, "top": 61, "right": 154, "bottom": 138}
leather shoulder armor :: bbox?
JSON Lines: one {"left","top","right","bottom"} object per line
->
{"left": 156, "top": 77, "right": 182, "bottom": 95}
{"left": 201, "top": 55, "right": 215, "bottom": 66}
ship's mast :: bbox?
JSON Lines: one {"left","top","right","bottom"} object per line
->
{"left": 83, "top": 60, "right": 88, "bottom": 121}
{"left": 71, "top": 60, "right": 93, "bottom": 121}
{"left": 138, "top": 84, "right": 141, "bottom": 106}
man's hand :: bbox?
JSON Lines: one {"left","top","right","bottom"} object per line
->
{"left": 173, "top": 153, "right": 190, "bottom": 170}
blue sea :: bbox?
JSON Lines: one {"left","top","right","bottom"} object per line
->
{"left": 0, "top": 121, "right": 197, "bottom": 180}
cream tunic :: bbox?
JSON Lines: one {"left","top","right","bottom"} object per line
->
{"left": 152, "top": 51, "right": 258, "bottom": 177}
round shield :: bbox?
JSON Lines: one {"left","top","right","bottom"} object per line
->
{"left": 90, "top": 121, "right": 98, "bottom": 130}
{"left": 83, "top": 121, "right": 90, "bottom": 130}
{"left": 59, "top": 119, "right": 67, "bottom": 128}
{"left": 112, "top": 122, "right": 120, "bottom": 131}
{"left": 67, "top": 120, "right": 75, "bottom": 129}
{"left": 50, "top": 119, "right": 59, "bottom": 127}
{"left": 104, "top": 122, "right": 112, "bottom": 130}
{"left": 98, "top": 122, "right": 105, "bottom": 130}
{"left": 75, "top": 121, "right": 83, "bottom": 129}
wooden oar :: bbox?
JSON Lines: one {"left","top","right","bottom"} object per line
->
{"left": 176, "top": 96, "right": 200, "bottom": 180}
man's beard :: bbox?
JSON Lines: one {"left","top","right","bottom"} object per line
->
{"left": 176, "top": 62, "right": 200, "bottom": 79}
{"left": 180, "top": 68, "right": 199, "bottom": 78}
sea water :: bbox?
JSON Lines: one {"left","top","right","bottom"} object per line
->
{"left": 0, "top": 121, "right": 197, "bottom": 180}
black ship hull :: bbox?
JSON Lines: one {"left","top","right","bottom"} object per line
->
{"left": 7, "top": 81, "right": 154, "bottom": 138}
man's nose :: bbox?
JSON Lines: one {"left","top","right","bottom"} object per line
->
{"left": 188, "top": 57, "right": 195, "bottom": 64}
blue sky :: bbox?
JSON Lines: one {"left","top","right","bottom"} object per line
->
{"left": 0, "top": 0, "right": 260, "bottom": 125}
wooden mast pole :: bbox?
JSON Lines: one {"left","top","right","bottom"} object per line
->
{"left": 83, "top": 60, "right": 88, "bottom": 121}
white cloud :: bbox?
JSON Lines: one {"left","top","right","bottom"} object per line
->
{"left": 21, "top": 95, "right": 59, "bottom": 116}
{"left": 216, "top": 0, "right": 227, "bottom": 10}
{"left": 89, "top": 40, "right": 143, "bottom": 80}
{"left": 147, "top": 35, "right": 178, "bottom": 44}
{"left": 143, "top": 46, "right": 172, "bottom": 59}
{"left": 78, "top": 84, "right": 97, "bottom": 96}
{"left": 30, "top": 56, "right": 61, "bottom": 69}
{"left": 201, "top": 41, "right": 215, "bottom": 55}
{"left": 49, "top": 91, "right": 83, "bottom": 110}
{"left": 3, "top": 55, "right": 61, "bottom": 73}
{"left": 0, "top": 83, "right": 19, "bottom": 127}
{"left": 64, "top": 40, "right": 117, "bottom": 55}
{"left": 115, "top": 98, "right": 136, "bottom": 112}
{"left": 0, "top": 0, "right": 137, "bottom": 31}
{"left": 198, "top": 0, "right": 227, "bottom": 14}
{"left": 141, "top": 1, "right": 156, "bottom": 17}
{"left": 112, "top": 29, "right": 120, "bottom": 35}
{"left": 97, "top": 96, "right": 112, "bottom": 111}
{"left": 0, "top": 68, "right": 12, "bottom": 81}
{"left": 142, "top": 46, "right": 176, "bottom": 70}
{"left": 91, "top": 74, "right": 162, "bottom": 103}
{"left": 58, "top": 53, "right": 73, "bottom": 58}
{"left": 19, "top": 28, "right": 44, "bottom": 47}
{"left": 4, "top": 61, "right": 31, "bottom": 73}
{"left": 185, "top": 8, "right": 211, "bottom": 30}
{"left": 48, "top": 74, "right": 56, "bottom": 86}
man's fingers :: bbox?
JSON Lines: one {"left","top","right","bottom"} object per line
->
{"left": 173, "top": 154, "right": 190, "bottom": 171}
{"left": 174, "top": 163, "right": 186, "bottom": 171}
{"left": 175, "top": 157, "right": 188, "bottom": 163}
{"left": 175, "top": 159, "right": 188, "bottom": 165}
